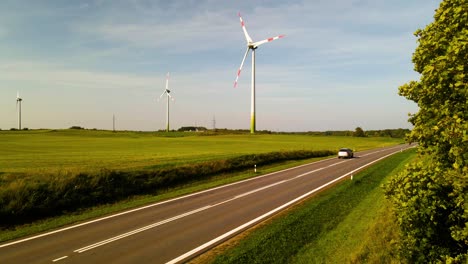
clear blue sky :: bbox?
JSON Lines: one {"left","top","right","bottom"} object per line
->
{"left": 0, "top": 0, "right": 441, "bottom": 132}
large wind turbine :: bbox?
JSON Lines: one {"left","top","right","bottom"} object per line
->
{"left": 16, "top": 92, "right": 23, "bottom": 130}
{"left": 234, "top": 12, "right": 284, "bottom": 134}
{"left": 158, "top": 72, "right": 175, "bottom": 132}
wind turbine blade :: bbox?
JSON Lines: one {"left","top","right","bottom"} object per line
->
{"left": 234, "top": 47, "right": 250, "bottom": 88}
{"left": 16, "top": 91, "right": 19, "bottom": 110}
{"left": 238, "top": 12, "right": 253, "bottom": 43}
{"left": 166, "top": 72, "right": 170, "bottom": 91}
{"left": 253, "top": 35, "right": 285, "bottom": 48}
{"left": 158, "top": 91, "right": 166, "bottom": 101}
{"left": 167, "top": 93, "right": 175, "bottom": 101}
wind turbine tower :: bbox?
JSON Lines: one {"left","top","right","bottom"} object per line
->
{"left": 234, "top": 12, "right": 284, "bottom": 134}
{"left": 16, "top": 92, "right": 23, "bottom": 130}
{"left": 158, "top": 72, "right": 175, "bottom": 132}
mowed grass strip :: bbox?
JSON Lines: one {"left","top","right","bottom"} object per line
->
{"left": 204, "top": 149, "right": 415, "bottom": 264}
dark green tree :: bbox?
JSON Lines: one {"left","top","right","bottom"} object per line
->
{"left": 353, "top": 127, "right": 366, "bottom": 137}
{"left": 385, "top": 0, "right": 467, "bottom": 262}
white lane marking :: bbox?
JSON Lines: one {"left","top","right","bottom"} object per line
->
{"left": 360, "top": 149, "right": 386, "bottom": 157}
{"left": 74, "top": 205, "right": 211, "bottom": 253}
{"left": 0, "top": 145, "right": 407, "bottom": 249}
{"left": 74, "top": 179, "right": 293, "bottom": 253}
{"left": 293, "top": 160, "right": 348, "bottom": 179}
{"left": 234, "top": 180, "right": 287, "bottom": 199}
{"left": 166, "top": 148, "right": 406, "bottom": 264}
{"left": 52, "top": 256, "right": 68, "bottom": 262}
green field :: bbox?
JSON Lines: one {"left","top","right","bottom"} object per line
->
{"left": 0, "top": 129, "right": 403, "bottom": 177}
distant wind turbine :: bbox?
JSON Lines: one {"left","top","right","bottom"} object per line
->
{"left": 234, "top": 12, "right": 284, "bottom": 134}
{"left": 16, "top": 91, "right": 23, "bottom": 130}
{"left": 158, "top": 72, "right": 175, "bottom": 132}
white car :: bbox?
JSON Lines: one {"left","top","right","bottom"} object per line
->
{"left": 338, "top": 148, "right": 354, "bottom": 159}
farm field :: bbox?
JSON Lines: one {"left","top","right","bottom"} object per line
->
{"left": 0, "top": 129, "right": 404, "bottom": 177}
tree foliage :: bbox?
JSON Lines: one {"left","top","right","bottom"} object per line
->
{"left": 385, "top": 0, "right": 467, "bottom": 262}
{"left": 353, "top": 127, "right": 366, "bottom": 137}
{"left": 178, "top": 126, "right": 207, "bottom": 132}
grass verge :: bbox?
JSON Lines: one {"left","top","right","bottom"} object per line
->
{"left": 198, "top": 148, "right": 415, "bottom": 264}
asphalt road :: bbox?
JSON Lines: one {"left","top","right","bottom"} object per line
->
{"left": 0, "top": 144, "right": 413, "bottom": 264}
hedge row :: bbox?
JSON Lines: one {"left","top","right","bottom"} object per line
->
{"left": 0, "top": 150, "right": 334, "bottom": 227}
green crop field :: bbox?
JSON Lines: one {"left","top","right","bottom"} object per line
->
{"left": 0, "top": 129, "right": 403, "bottom": 177}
